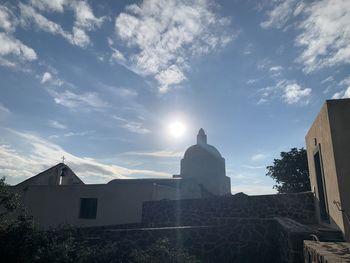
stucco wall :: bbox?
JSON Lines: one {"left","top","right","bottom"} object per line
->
{"left": 13, "top": 181, "right": 170, "bottom": 229}
{"left": 305, "top": 99, "right": 350, "bottom": 240}
{"left": 142, "top": 192, "right": 316, "bottom": 227}
{"left": 327, "top": 99, "right": 350, "bottom": 241}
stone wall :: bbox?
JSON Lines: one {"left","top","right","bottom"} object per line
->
{"left": 86, "top": 217, "right": 318, "bottom": 263}
{"left": 275, "top": 218, "right": 316, "bottom": 263}
{"left": 88, "top": 218, "right": 278, "bottom": 263}
{"left": 142, "top": 192, "right": 316, "bottom": 227}
{"left": 304, "top": 241, "right": 350, "bottom": 262}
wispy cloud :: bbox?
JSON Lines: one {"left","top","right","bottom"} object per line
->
{"left": 262, "top": 0, "right": 350, "bottom": 73}
{"left": 258, "top": 79, "right": 311, "bottom": 105}
{"left": 16, "top": 0, "right": 105, "bottom": 48}
{"left": 41, "top": 71, "right": 52, "bottom": 83}
{"left": 124, "top": 150, "right": 183, "bottom": 158}
{"left": 48, "top": 120, "right": 67, "bottom": 130}
{"left": 282, "top": 82, "right": 311, "bottom": 104}
{"left": 112, "top": 0, "right": 233, "bottom": 92}
{"left": 0, "top": 5, "right": 18, "bottom": 32}
{"left": 0, "top": 103, "right": 11, "bottom": 114}
{"left": 112, "top": 115, "right": 151, "bottom": 134}
{"left": 63, "top": 130, "right": 94, "bottom": 137}
{"left": 0, "top": 129, "right": 170, "bottom": 184}
{"left": 296, "top": 0, "right": 350, "bottom": 72}
{"left": 241, "top": 164, "right": 266, "bottom": 169}
{"left": 47, "top": 89, "right": 108, "bottom": 110}
{"left": 260, "top": 0, "right": 302, "bottom": 30}
{"left": 332, "top": 75, "right": 350, "bottom": 99}
{"left": 251, "top": 153, "right": 269, "bottom": 161}
{"left": 0, "top": 32, "right": 37, "bottom": 68}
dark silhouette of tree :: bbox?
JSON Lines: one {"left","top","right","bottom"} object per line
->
{"left": 0, "top": 177, "right": 20, "bottom": 221}
{"left": 266, "top": 148, "right": 310, "bottom": 193}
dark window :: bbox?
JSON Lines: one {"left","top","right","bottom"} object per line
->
{"left": 79, "top": 198, "right": 98, "bottom": 219}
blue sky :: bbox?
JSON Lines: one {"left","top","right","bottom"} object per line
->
{"left": 0, "top": 0, "right": 349, "bottom": 194}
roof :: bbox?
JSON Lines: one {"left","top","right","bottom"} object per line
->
{"left": 16, "top": 163, "right": 84, "bottom": 186}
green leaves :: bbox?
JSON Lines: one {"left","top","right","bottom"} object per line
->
{"left": 266, "top": 148, "right": 310, "bottom": 193}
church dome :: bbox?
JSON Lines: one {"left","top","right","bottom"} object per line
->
{"left": 180, "top": 128, "right": 226, "bottom": 180}
{"left": 183, "top": 143, "right": 222, "bottom": 159}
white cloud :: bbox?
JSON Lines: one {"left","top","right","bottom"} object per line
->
{"left": 0, "top": 6, "right": 17, "bottom": 32}
{"left": 251, "top": 153, "right": 269, "bottom": 161}
{"left": 71, "top": 0, "right": 105, "bottom": 31}
{"left": 0, "top": 129, "right": 170, "bottom": 184}
{"left": 112, "top": 115, "right": 151, "bottom": 134}
{"left": 0, "top": 32, "right": 37, "bottom": 67}
{"left": 269, "top": 65, "right": 283, "bottom": 72}
{"left": 241, "top": 165, "right": 266, "bottom": 169}
{"left": 19, "top": 1, "right": 105, "bottom": 48}
{"left": 48, "top": 120, "right": 67, "bottom": 130}
{"left": 124, "top": 150, "right": 183, "bottom": 158}
{"left": 262, "top": 0, "right": 350, "bottom": 72}
{"left": 113, "top": 0, "right": 232, "bottom": 92}
{"left": 332, "top": 88, "right": 350, "bottom": 99}
{"left": 0, "top": 103, "right": 10, "bottom": 114}
{"left": 282, "top": 83, "right": 312, "bottom": 104}
{"left": 155, "top": 65, "right": 186, "bottom": 93}
{"left": 29, "top": 0, "right": 68, "bottom": 13}
{"left": 110, "top": 48, "right": 126, "bottom": 63}
{"left": 332, "top": 76, "right": 350, "bottom": 99}
{"left": 231, "top": 184, "right": 276, "bottom": 195}
{"left": 41, "top": 71, "right": 52, "bottom": 83}
{"left": 49, "top": 89, "right": 108, "bottom": 109}
{"left": 258, "top": 80, "right": 311, "bottom": 105}
{"left": 321, "top": 76, "right": 334, "bottom": 84}
{"left": 39, "top": 70, "right": 65, "bottom": 86}
{"left": 247, "top": 79, "right": 258, "bottom": 85}
{"left": 296, "top": 0, "right": 350, "bottom": 72}
{"left": 260, "top": 0, "right": 300, "bottom": 29}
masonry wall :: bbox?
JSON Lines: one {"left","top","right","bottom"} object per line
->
{"left": 142, "top": 192, "right": 316, "bottom": 227}
{"left": 88, "top": 218, "right": 278, "bottom": 263}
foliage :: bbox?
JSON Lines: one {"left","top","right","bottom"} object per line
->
{"left": 0, "top": 225, "right": 200, "bottom": 263}
{"left": 0, "top": 176, "right": 20, "bottom": 228}
{"left": 130, "top": 238, "right": 200, "bottom": 263}
{"left": 266, "top": 148, "right": 310, "bottom": 193}
{"left": 0, "top": 177, "right": 200, "bottom": 263}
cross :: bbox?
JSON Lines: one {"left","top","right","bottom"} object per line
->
{"left": 61, "top": 156, "right": 65, "bottom": 164}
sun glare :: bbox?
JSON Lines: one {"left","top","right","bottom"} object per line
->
{"left": 169, "top": 121, "right": 186, "bottom": 138}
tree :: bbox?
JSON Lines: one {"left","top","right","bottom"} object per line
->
{"left": 266, "top": 148, "right": 310, "bottom": 193}
{"left": 0, "top": 177, "right": 20, "bottom": 226}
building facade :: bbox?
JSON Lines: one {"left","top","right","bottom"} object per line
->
{"left": 12, "top": 129, "right": 231, "bottom": 229}
{"left": 305, "top": 98, "right": 350, "bottom": 241}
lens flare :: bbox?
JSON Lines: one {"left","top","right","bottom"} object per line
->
{"left": 169, "top": 121, "right": 186, "bottom": 137}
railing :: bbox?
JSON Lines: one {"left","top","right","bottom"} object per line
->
{"left": 334, "top": 200, "right": 350, "bottom": 226}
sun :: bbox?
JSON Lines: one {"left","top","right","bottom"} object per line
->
{"left": 169, "top": 121, "right": 186, "bottom": 138}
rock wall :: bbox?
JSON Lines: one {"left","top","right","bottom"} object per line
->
{"left": 304, "top": 241, "right": 350, "bottom": 262}
{"left": 89, "top": 218, "right": 278, "bottom": 263}
{"left": 142, "top": 192, "right": 316, "bottom": 227}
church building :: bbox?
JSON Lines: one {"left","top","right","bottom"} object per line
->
{"left": 12, "top": 129, "right": 231, "bottom": 229}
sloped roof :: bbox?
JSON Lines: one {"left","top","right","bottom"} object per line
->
{"left": 16, "top": 163, "right": 84, "bottom": 186}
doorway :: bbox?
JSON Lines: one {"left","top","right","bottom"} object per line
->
{"left": 314, "top": 148, "right": 329, "bottom": 222}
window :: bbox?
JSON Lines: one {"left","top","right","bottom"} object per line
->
{"left": 79, "top": 198, "right": 98, "bottom": 219}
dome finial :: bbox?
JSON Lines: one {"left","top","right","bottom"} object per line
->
{"left": 197, "top": 128, "right": 207, "bottom": 144}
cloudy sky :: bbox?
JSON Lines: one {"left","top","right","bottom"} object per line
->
{"left": 1, "top": 0, "right": 349, "bottom": 194}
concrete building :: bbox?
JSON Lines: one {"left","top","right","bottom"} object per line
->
{"left": 12, "top": 129, "right": 231, "bottom": 229}
{"left": 305, "top": 98, "right": 350, "bottom": 241}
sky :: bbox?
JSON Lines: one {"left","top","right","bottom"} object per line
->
{"left": 0, "top": 0, "right": 349, "bottom": 195}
